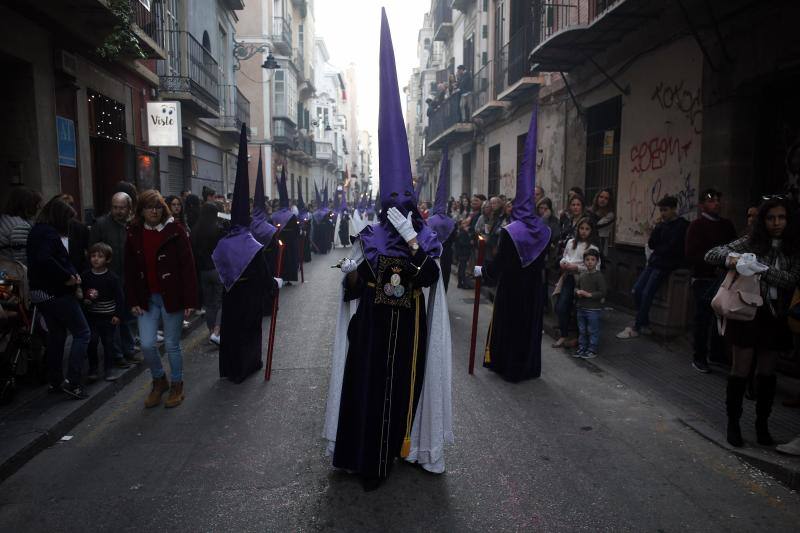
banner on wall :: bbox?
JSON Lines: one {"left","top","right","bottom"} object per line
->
{"left": 146, "top": 101, "right": 182, "bottom": 147}
{"left": 615, "top": 37, "right": 704, "bottom": 246}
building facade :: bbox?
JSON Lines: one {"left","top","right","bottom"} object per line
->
{"left": 407, "top": 0, "right": 800, "bottom": 374}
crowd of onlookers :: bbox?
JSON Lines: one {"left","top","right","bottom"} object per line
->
{"left": 0, "top": 183, "right": 245, "bottom": 406}
{"left": 425, "top": 64, "right": 473, "bottom": 121}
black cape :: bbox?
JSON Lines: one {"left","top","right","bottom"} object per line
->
{"left": 333, "top": 253, "right": 440, "bottom": 481}
{"left": 277, "top": 218, "right": 300, "bottom": 282}
{"left": 219, "top": 250, "right": 275, "bottom": 383}
{"left": 338, "top": 214, "right": 351, "bottom": 247}
{"left": 482, "top": 229, "right": 545, "bottom": 382}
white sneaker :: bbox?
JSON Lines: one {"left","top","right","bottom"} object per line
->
{"left": 776, "top": 436, "right": 800, "bottom": 456}
{"left": 616, "top": 327, "right": 639, "bottom": 339}
{"left": 156, "top": 332, "right": 164, "bottom": 343}
{"left": 209, "top": 333, "right": 220, "bottom": 345}
{"left": 182, "top": 320, "right": 190, "bottom": 329}
{"left": 196, "top": 309, "right": 206, "bottom": 316}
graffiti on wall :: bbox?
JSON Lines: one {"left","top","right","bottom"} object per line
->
{"left": 615, "top": 37, "right": 704, "bottom": 246}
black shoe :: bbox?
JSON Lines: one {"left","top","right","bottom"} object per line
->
{"left": 727, "top": 419, "right": 744, "bottom": 448}
{"left": 692, "top": 359, "right": 711, "bottom": 374}
{"left": 114, "top": 358, "right": 132, "bottom": 369}
{"left": 87, "top": 370, "right": 99, "bottom": 383}
{"left": 60, "top": 380, "right": 88, "bottom": 400}
{"left": 726, "top": 376, "right": 747, "bottom": 448}
{"left": 124, "top": 353, "right": 143, "bottom": 364}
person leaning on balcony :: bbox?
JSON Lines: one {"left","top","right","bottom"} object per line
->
{"left": 704, "top": 196, "right": 800, "bottom": 448}
{"left": 124, "top": 190, "right": 198, "bottom": 409}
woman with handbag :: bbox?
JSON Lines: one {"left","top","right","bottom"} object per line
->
{"left": 705, "top": 197, "right": 800, "bottom": 448}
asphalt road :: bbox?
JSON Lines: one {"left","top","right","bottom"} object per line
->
{"left": 0, "top": 247, "right": 798, "bottom": 532}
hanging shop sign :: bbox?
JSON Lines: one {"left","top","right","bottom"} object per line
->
{"left": 146, "top": 101, "right": 182, "bottom": 147}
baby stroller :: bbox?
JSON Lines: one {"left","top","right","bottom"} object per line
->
{"left": 0, "top": 259, "right": 44, "bottom": 404}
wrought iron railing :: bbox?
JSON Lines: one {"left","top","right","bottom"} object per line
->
{"left": 426, "top": 94, "right": 465, "bottom": 145}
{"left": 273, "top": 119, "right": 297, "bottom": 145}
{"left": 130, "top": 0, "right": 165, "bottom": 53}
{"left": 536, "top": 1, "right": 579, "bottom": 44}
{"left": 471, "top": 60, "right": 493, "bottom": 113}
{"left": 272, "top": 17, "right": 292, "bottom": 51}
{"left": 217, "top": 85, "right": 250, "bottom": 130}
{"left": 432, "top": 0, "right": 452, "bottom": 32}
{"left": 235, "top": 87, "right": 250, "bottom": 129}
{"left": 157, "top": 30, "right": 219, "bottom": 110}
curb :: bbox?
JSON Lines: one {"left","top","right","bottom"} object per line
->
{"left": 0, "top": 317, "right": 204, "bottom": 483}
{"left": 678, "top": 417, "right": 800, "bottom": 490}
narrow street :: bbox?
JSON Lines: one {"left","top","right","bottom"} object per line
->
{"left": 0, "top": 251, "right": 798, "bottom": 532}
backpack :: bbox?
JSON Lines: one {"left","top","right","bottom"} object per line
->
{"left": 710, "top": 270, "right": 763, "bottom": 335}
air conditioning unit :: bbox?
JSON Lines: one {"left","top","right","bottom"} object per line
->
{"left": 54, "top": 49, "right": 78, "bottom": 78}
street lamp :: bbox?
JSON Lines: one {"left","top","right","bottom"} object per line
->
{"left": 233, "top": 40, "right": 280, "bottom": 71}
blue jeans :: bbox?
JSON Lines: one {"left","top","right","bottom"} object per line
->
{"left": 577, "top": 308, "right": 602, "bottom": 353}
{"left": 38, "top": 295, "right": 91, "bottom": 386}
{"left": 633, "top": 266, "right": 668, "bottom": 331}
{"left": 137, "top": 293, "right": 184, "bottom": 382}
{"left": 556, "top": 274, "right": 576, "bottom": 336}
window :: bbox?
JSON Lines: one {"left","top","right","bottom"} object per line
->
{"left": 585, "top": 96, "right": 621, "bottom": 212}
{"left": 488, "top": 144, "right": 500, "bottom": 196}
{"left": 273, "top": 69, "right": 298, "bottom": 121}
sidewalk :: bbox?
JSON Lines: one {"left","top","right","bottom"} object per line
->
{"left": 542, "top": 305, "right": 800, "bottom": 490}
{"left": 0, "top": 316, "right": 204, "bottom": 482}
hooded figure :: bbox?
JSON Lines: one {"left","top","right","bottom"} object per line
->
{"left": 323, "top": 9, "right": 450, "bottom": 489}
{"left": 268, "top": 167, "right": 300, "bottom": 283}
{"left": 475, "top": 108, "right": 551, "bottom": 382}
{"left": 213, "top": 125, "right": 278, "bottom": 383}
{"left": 250, "top": 152, "right": 278, "bottom": 247}
{"left": 296, "top": 178, "right": 312, "bottom": 263}
{"left": 427, "top": 147, "right": 457, "bottom": 291}
{"left": 335, "top": 188, "right": 353, "bottom": 247}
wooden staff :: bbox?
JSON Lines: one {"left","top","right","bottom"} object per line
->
{"left": 468, "top": 235, "right": 487, "bottom": 375}
{"left": 265, "top": 239, "right": 286, "bottom": 381}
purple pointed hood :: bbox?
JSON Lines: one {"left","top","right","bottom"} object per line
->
{"left": 212, "top": 124, "right": 264, "bottom": 291}
{"left": 358, "top": 9, "right": 441, "bottom": 265}
{"left": 427, "top": 147, "right": 456, "bottom": 243}
{"left": 250, "top": 150, "right": 278, "bottom": 246}
{"left": 271, "top": 166, "right": 296, "bottom": 229}
{"left": 505, "top": 107, "right": 551, "bottom": 267}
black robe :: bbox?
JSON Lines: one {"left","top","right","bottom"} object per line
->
{"left": 439, "top": 230, "right": 455, "bottom": 292}
{"left": 277, "top": 218, "right": 300, "bottom": 282}
{"left": 482, "top": 229, "right": 545, "bottom": 382}
{"left": 333, "top": 252, "right": 440, "bottom": 481}
{"left": 219, "top": 251, "right": 275, "bottom": 383}
{"left": 300, "top": 220, "right": 312, "bottom": 262}
{"left": 338, "top": 214, "right": 350, "bottom": 247}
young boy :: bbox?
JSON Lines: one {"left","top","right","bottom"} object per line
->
{"left": 574, "top": 248, "right": 606, "bottom": 359}
{"left": 82, "top": 242, "right": 128, "bottom": 381}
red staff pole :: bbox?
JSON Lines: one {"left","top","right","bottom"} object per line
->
{"left": 468, "top": 236, "right": 487, "bottom": 375}
{"left": 265, "top": 239, "right": 286, "bottom": 381}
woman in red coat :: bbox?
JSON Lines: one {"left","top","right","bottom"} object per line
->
{"left": 124, "top": 190, "right": 198, "bottom": 408}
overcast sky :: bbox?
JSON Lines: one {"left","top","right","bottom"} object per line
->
{"left": 315, "top": 0, "right": 430, "bottom": 181}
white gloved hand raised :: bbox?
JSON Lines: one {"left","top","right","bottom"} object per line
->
{"left": 386, "top": 207, "right": 417, "bottom": 242}
{"left": 473, "top": 266, "right": 483, "bottom": 278}
{"left": 274, "top": 277, "right": 284, "bottom": 289}
{"left": 340, "top": 258, "right": 358, "bottom": 273}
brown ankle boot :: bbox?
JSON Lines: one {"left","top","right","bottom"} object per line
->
{"left": 164, "top": 381, "right": 184, "bottom": 408}
{"left": 145, "top": 376, "right": 170, "bottom": 408}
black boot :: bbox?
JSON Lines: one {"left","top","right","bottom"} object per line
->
{"left": 726, "top": 376, "right": 747, "bottom": 448}
{"left": 755, "top": 374, "right": 777, "bottom": 446}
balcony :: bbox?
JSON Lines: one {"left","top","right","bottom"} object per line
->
{"left": 289, "top": 136, "right": 315, "bottom": 162}
{"left": 494, "top": 24, "right": 542, "bottom": 102}
{"left": 157, "top": 31, "right": 220, "bottom": 117}
{"left": 315, "top": 141, "right": 333, "bottom": 161}
{"left": 452, "top": 0, "right": 473, "bottom": 12}
{"left": 425, "top": 93, "right": 474, "bottom": 150}
{"left": 529, "top": 0, "right": 663, "bottom": 72}
{"left": 273, "top": 118, "right": 297, "bottom": 150}
{"left": 129, "top": 0, "right": 167, "bottom": 59}
{"left": 272, "top": 17, "right": 292, "bottom": 55}
{"left": 213, "top": 85, "right": 250, "bottom": 136}
{"left": 471, "top": 61, "right": 508, "bottom": 122}
{"left": 432, "top": 0, "right": 453, "bottom": 42}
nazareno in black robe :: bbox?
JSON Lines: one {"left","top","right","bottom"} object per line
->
{"left": 338, "top": 213, "right": 351, "bottom": 247}
{"left": 333, "top": 251, "right": 440, "bottom": 482}
{"left": 219, "top": 249, "right": 276, "bottom": 383}
{"left": 300, "top": 220, "right": 312, "bottom": 262}
{"left": 277, "top": 218, "right": 300, "bottom": 282}
{"left": 482, "top": 229, "right": 545, "bottom": 382}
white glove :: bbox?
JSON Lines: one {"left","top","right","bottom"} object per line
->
{"left": 340, "top": 258, "right": 358, "bottom": 273}
{"left": 274, "top": 277, "right": 284, "bottom": 289}
{"left": 473, "top": 266, "right": 483, "bottom": 278}
{"left": 386, "top": 207, "right": 417, "bottom": 242}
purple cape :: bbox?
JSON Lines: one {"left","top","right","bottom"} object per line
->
{"left": 212, "top": 226, "right": 263, "bottom": 291}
